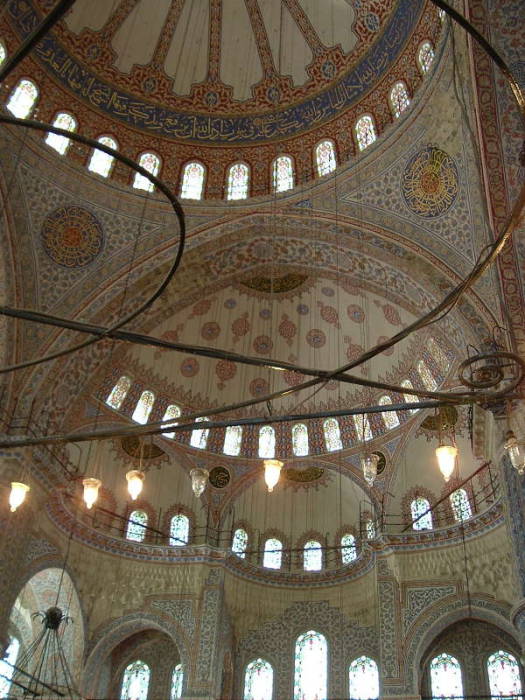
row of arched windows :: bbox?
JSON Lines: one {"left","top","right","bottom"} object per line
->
{"left": 120, "top": 660, "right": 183, "bottom": 700}
{"left": 125, "top": 511, "right": 189, "bottom": 544}
{"left": 1, "top": 41, "right": 436, "bottom": 200}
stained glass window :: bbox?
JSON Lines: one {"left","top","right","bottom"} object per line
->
{"left": 272, "top": 155, "right": 294, "bottom": 193}
{"left": 401, "top": 379, "right": 419, "bottom": 413}
{"left": 0, "top": 43, "right": 6, "bottom": 65}
{"left": 354, "top": 414, "right": 373, "bottom": 441}
{"left": 224, "top": 425, "right": 243, "bottom": 456}
{"left": 106, "top": 375, "right": 132, "bottom": 410}
{"left": 366, "top": 519, "right": 376, "bottom": 539}
{"left": 293, "top": 630, "right": 327, "bottom": 700}
{"left": 450, "top": 489, "right": 472, "bottom": 522}
{"left": 355, "top": 115, "right": 377, "bottom": 151}
{"left": 132, "top": 390, "right": 155, "bottom": 424}
{"left": 323, "top": 418, "right": 343, "bottom": 452}
{"left": 45, "top": 112, "right": 77, "bottom": 155}
{"left": 349, "top": 656, "right": 379, "bottom": 699}
{"left": 430, "top": 653, "right": 463, "bottom": 700}
{"left": 292, "top": 423, "right": 309, "bottom": 457}
{"left": 390, "top": 81, "right": 410, "bottom": 119}
{"left": 417, "top": 360, "right": 437, "bottom": 391}
{"left": 487, "top": 650, "right": 522, "bottom": 698}
{"left": 133, "top": 152, "right": 160, "bottom": 192}
{"left": 341, "top": 533, "right": 357, "bottom": 564}
{"left": 244, "top": 658, "right": 273, "bottom": 700}
{"left": 88, "top": 135, "right": 117, "bottom": 177}
{"left": 227, "top": 162, "right": 249, "bottom": 200}
{"left": 0, "top": 637, "right": 20, "bottom": 698}
{"left": 6, "top": 79, "right": 38, "bottom": 118}
{"left": 171, "top": 664, "right": 184, "bottom": 700}
{"left": 304, "top": 540, "right": 322, "bottom": 571}
{"left": 438, "top": 8, "right": 446, "bottom": 21}
{"left": 429, "top": 338, "right": 450, "bottom": 373}
{"left": 258, "top": 425, "right": 275, "bottom": 458}
{"left": 120, "top": 660, "right": 150, "bottom": 700}
{"left": 232, "top": 528, "right": 248, "bottom": 558}
{"left": 263, "top": 538, "right": 282, "bottom": 569}
{"left": 418, "top": 41, "right": 435, "bottom": 74}
{"left": 190, "top": 416, "right": 210, "bottom": 449}
{"left": 379, "top": 396, "right": 400, "bottom": 429}
{"left": 126, "top": 510, "right": 148, "bottom": 542}
{"left": 181, "top": 161, "right": 205, "bottom": 199}
{"left": 411, "top": 497, "right": 433, "bottom": 530}
{"left": 170, "top": 514, "right": 189, "bottom": 546}
{"left": 162, "top": 404, "right": 181, "bottom": 439}
{"left": 315, "top": 140, "right": 337, "bottom": 177}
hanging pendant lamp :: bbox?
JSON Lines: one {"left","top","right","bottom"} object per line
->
{"left": 263, "top": 459, "right": 283, "bottom": 493}
{"left": 9, "top": 481, "right": 30, "bottom": 512}
{"left": 435, "top": 443, "right": 458, "bottom": 482}
{"left": 361, "top": 453, "right": 379, "bottom": 487}
{"left": 82, "top": 477, "right": 101, "bottom": 509}
{"left": 190, "top": 468, "right": 209, "bottom": 497}
{"left": 504, "top": 431, "right": 525, "bottom": 475}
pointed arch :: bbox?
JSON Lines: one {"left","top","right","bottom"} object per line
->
{"left": 244, "top": 658, "right": 273, "bottom": 700}
{"left": 487, "top": 650, "right": 522, "bottom": 697}
{"left": 133, "top": 152, "right": 161, "bottom": 192}
{"left": 6, "top": 78, "right": 38, "bottom": 118}
{"left": 226, "top": 162, "right": 249, "bottom": 200}
{"left": 120, "top": 660, "right": 150, "bottom": 700}
{"left": 349, "top": 656, "right": 379, "bottom": 699}
{"left": 315, "top": 139, "right": 337, "bottom": 176}
{"left": 88, "top": 135, "right": 118, "bottom": 177}
{"left": 45, "top": 112, "right": 77, "bottom": 155}
{"left": 429, "top": 653, "right": 463, "bottom": 699}
{"left": 181, "top": 161, "right": 205, "bottom": 199}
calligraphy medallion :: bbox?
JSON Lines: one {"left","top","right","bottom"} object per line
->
{"left": 41, "top": 206, "right": 104, "bottom": 267}
{"left": 402, "top": 146, "right": 458, "bottom": 217}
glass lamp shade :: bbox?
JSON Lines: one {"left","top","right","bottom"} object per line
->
{"left": 9, "top": 481, "right": 30, "bottom": 512}
{"left": 504, "top": 431, "right": 525, "bottom": 475}
{"left": 263, "top": 459, "right": 283, "bottom": 493}
{"left": 82, "top": 477, "right": 102, "bottom": 509}
{"left": 361, "top": 453, "right": 380, "bottom": 486}
{"left": 126, "top": 470, "right": 145, "bottom": 500}
{"left": 435, "top": 444, "right": 458, "bottom": 481}
{"left": 190, "top": 468, "right": 209, "bottom": 497}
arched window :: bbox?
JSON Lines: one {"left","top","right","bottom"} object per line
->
{"left": 429, "top": 338, "right": 450, "bottom": 373}
{"left": 366, "top": 519, "right": 376, "bottom": 539}
{"left": 418, "top": 41, "right": 435, "bottom": 74}
{"left": 132, "top": 390, "right": 155, "bottom": 424}
{"left": 355, "top": 115, "right": 377, "bottom": 151}
{"left": 390, "top": 81, "right": 410, "bottom": 119}
{"left": 169, "top": 514, "right": 189, "bottom": 546}
{"left": 487, "top": 650, "right": 522, "bottom": 698}
{"left": 190, "top": 416, "right": 210, "bottom": 449}
{"left": 106, "top": 375, "right": 132, "bottom": 410}
{"left": 88, "top": 135, "right": 118, "bottom": 177}
{"left": 133, "top": 152, "right": 160, "bottom": 192}
{"left": 263, "top": 538, "right": 282, "bottom": 569}
{"left": 429, "top": 653, "right": 463, "bottom": 699}
{"left": 258, "top": 425, "right": 275, "bottom": 458}
{"left": 120, "top": 660, "right": 150, "bottom": 700}
{"left": 0, "top": 43, "right": 6, "bottom": 65}
{"left": 323, "top": 418, "right": 343, "bottom": 452}
{"left": 341, "top": 533, "right": 357, "bottom": 564}
{"left": 244, "top": 658, "right": 273, "bottom": 700}
{"left": 126, "top": 510, "right": 148, "bottom": 542}
{"left": 6, "top": 78, "right": 38, "bottom": 118}
{"left": 401, "top": 379, "right": 419, "bottom": 413}
{"left": 162, "top": 404, "right": 181, "bottom": 439}
{"left": 438, "top": 8, "right": 446, "bottom": 21}
{"left": 354, "top": 414, "right": 373, "bottom": 441}
{"left": 450, "top": 488, "right": 472, "bottom": 522}
{"left": 379, "top": 396, "right": 400, "bottom": 429}
{"left": 224, "top": 425, "right": 243, "bottom": 456}
{"left": 0, "top": 637, "right": 20, "bottom": 698}
{"left": 227, "top": 162, "right": 249, "bottom": 200}
{"left": 293, "top": 631, "right": 327, "bottom": 700}
{"left": 181, "top": 161, "right": 205, "bottom": 199}
{"left": 171, "top": 664, "right": 184, "bottom": 700}
{"left": 417, "top": 359, "right": 437, "bottom": 391}
{"left": 292, "top": 423, "right": 309, "bottom": 456}
{"left": 411, "top": 497, "right": 433, "bottom": 530}
{"left": 315, "top": 140, "right": 337, "bottom": 177}
{"left": 45, "top": 112, "right": 77, "bottom": 155}
{"left": 232, "top": 528, "right": 248, "bottom": 558}
{"left": 272, "top": 155, "right": 294, "bottom": 193}
{"left": 304, "top": 540, "right": 322, "bottom": 571}
{"left": 349, "top": 656, "right": 379, "bottom": 699}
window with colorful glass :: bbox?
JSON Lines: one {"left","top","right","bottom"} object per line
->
{"left": 450, "top": 488, "right": 472, "bottom": 522}
{"left": 303, "top": 540, "right": 323, "bottom": 571}
{"left": 120, "top": 660, "right": 150, "bottom": 700}
{"left": 106, "top": 375, "right": 132, "bottom": 410}
{"left": 379, "top": 396, "right": 400, "bottom": 429}
{"left": 411, "top": 497, "right": 433, "bottom": 530}
{"left": 224, "top": 425, "right": 243, "bottom": 456}
{"left": 293, "top": 630, "right": 327, "bottom": 700}
{"left": 232, "top": 528, "right": 248, "bottom": 558}
{"left": 341, "top": 533, "right": 357, "bottom": 564}
{"left": 487, "top": 650, "right": 522, "bottom": 699}
{"left": 162, "top": 404, "right": 181, "bottom": 439}
{"left": 171, "top": 664, "right": 184, "bottom": 700}
{"left": 292, "top": 423, "right": 309, "bottom": 457}
{"left": 354, "top": 414, "right": 373, "bottom": 441}
{"left": 272, "top": 155, "right": 294, "bottom": 193}
{"left": 323, "top": 418, "right": 343, "bottom": 452}
{"left": 132, "top": 390, "right": 155, "bottom": 424}
{"left": 366, "top": 519, "right": 376, "bottom": 539}
{"left": 263, "top": 538, "right": 282, "bottom": 569}
{"left": 0, "top": 42, "right": 6, "bottom": 65}
{"left": 227, "top": 162, "right": 249, "bottom": 200}
{"left": 7, "top": 79, "right": 38, "bottom": 118}
{"left": 244, "top": 658, "right": 273, "bottom": 700}
{"left": 190, "top": 416, "right": 210, "bottom": 449}
{"left": 349, "top": 656, "right": 379, "bottom": 699}
{"left": 390, "top": 82, "right": 410, "bottom": 119}
{"left": 355, "top": 115, "right": 377, "bottom": 151}
{"left": 315, "top": 140, "right": 337, "bottom": 177}
{"left": 0, "top": 637, "right": 20, "bottom": 698}
{"left": 418, "top": 41, "right": 435, "bottom": 74}
{"left": 169, "top": 514, "right": 189, "bottom": 546}
{"left": 258, "top": 425, "right": 276, "bottom": 458}
{"left": 126, "top": 510, "right": 148, "bottom": 542}
{"left": 429, "top": 338, "right": 450, "bottom": 374}
{"left": 429, "top": 653, "right": 463, "bottom": 700}
{"left": 401, "top": 379, "right": 419, "bottom": 413}
{"left": 45, "top": 112, "right": 77, "bottom": 155}
{"left": 181, "top": 161, "right": 205, "bottom": 199}
{"left": 88, "top": 136, "right": 118, "bottom": 178}
{"left": 417, "top": 359, "right": 437, "bottom": 391}
{"left": 133, "top": 152, "right": 160, "bottom": 192}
